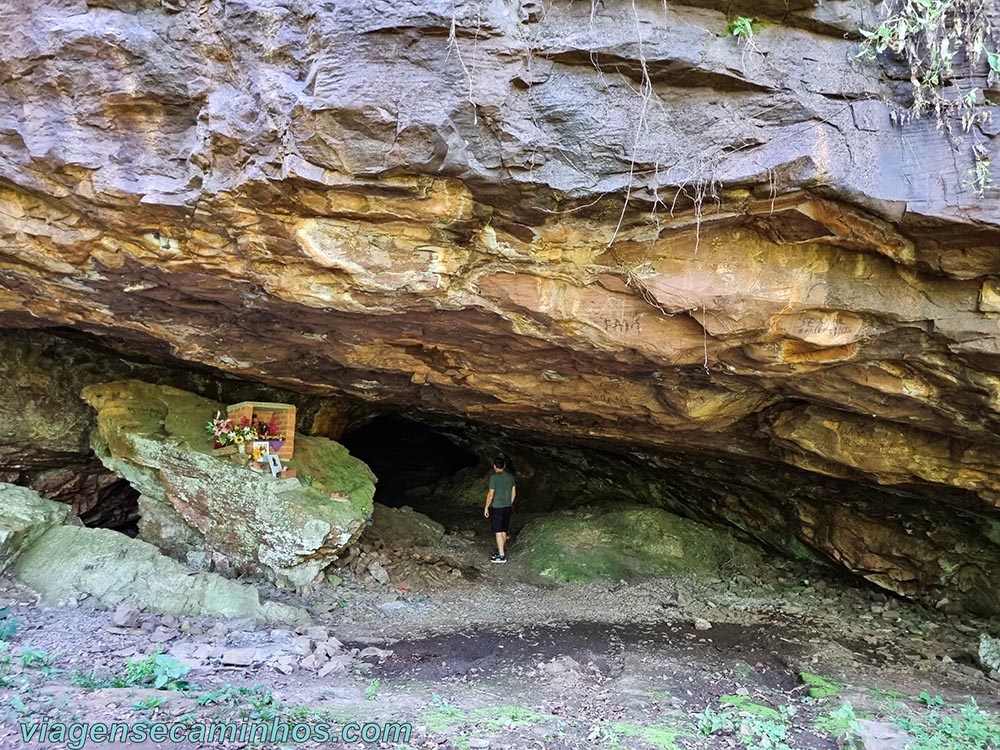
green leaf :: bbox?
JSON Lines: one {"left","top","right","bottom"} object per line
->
{"left": 0, "top": 610, "right": 18, "bottom": 641}
{"left": 9, "top": 695, "right": 29, "bottom": 715}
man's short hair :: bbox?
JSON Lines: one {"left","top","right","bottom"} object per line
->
{"left": 493, "top": 456, "right": 507, "bottom": 469}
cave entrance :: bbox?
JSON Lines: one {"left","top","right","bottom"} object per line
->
{"left": 340, "top": 415, "right": 480, "bottom": 514}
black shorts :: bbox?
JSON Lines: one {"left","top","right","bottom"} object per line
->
{"left": 490, "top": 506, "right": 512, "bottom": 533}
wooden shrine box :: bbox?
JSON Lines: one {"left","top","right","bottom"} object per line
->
{"left": 226, "top": 401, "right": 296, "bottom": 460}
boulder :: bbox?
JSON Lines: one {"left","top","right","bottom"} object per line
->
{"left": 81, "top": 380, "right": 376, "bottom": 587}
{"left": 845, "top": 720, "right": 913, "bottom": 750}
{"left": 0, "top": 483, "right": 80, "bottom": 573}
{"left": 15, "top": 525, "right": 306, "bottom": 624}
{"left": 516, "top": 506, "right": 763, "bottom": 583}
{"left": 0, "top": 331, "right": 337, "bottom": 529}
{"left": 2, "top": 1, "right": 1000, "bottom": 614}
{"left": 367, "top": 503, "right": 445, "bottom": 548}
{"left": 979, "top": 634, "right": 1000, "bottom": 673}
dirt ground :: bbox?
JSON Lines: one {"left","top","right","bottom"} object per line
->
{"left": 1, "top": 524, "right": 998, "bottom": 749}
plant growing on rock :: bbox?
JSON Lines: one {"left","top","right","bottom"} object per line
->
{"left": 727, "top": 15, "right": 762, "bottom": 72}
{"left": 859, "top": 0, "right": 998, "bottom": 121}
{"left": 859, "top": 0, "right": 999, "bottom": 194}
{"left": 727, "top": 16, "right": 756, "bottom": 44}
{"left": 965, "top": 143, "right": 993, "bottom": 194}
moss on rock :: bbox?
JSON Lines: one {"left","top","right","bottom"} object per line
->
{"left": 799, "top": 672, "right": 843, "bottom": 699}
{"left": 15, "top": 525, "right": 306, "bottom": 624}
{"left": 0, "top": 483, "right": 81, "bottom": 573}
{"left": 82, "top": 380, "right": 375, "bottom": 587}
{"left": 516, "top": 505, "right": 763, "bottom": 583}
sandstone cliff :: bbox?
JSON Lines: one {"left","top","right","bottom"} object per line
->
{"left": 1, "top": 1, "right": 1000, "bottom": 610}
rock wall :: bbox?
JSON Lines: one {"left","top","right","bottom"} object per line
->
{"left": 0, "top": 333, "right": 138, "bottom": 526}
{"left": 1, "top": 2, "right": 999, "bottom": 608}
{"left": 424, "top": 437, "right": 1000, "bottom": 613}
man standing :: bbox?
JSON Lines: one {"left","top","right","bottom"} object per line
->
{"left": 484, "top": 456, "right": 516, "bottom": 563}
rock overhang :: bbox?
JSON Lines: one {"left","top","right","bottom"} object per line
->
{"left": 0, "top": 0, "right": 999, "bottom": 610}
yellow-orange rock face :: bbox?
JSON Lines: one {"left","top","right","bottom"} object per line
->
{"left": 1, "top": 0, "right": 999, "bottom": 610}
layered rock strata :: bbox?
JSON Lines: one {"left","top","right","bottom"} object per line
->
{"left": 0, "top": 2, "right": 999, "bottom": 608}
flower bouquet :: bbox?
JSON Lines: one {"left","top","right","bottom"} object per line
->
{"left": 206, "top": 412, "right": 237, "bottom": 454}
{"left": 207, "top": 411, "right": 286, "bottom": 456}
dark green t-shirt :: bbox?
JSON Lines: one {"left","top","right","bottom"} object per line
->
{"left": 488, "top": 471, "right": 515, "bottom": 508}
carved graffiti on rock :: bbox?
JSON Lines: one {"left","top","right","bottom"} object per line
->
{"left": 774, "top": 311, "right": 864, "bottom": 347}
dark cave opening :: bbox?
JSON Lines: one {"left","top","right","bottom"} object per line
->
{"left": 83, "top": 478, "right": 141, "bottom": 533}
{"left": 340, "top": 415, "right": 481, "bottom": 511}
{"left": 6, "top": 467, "right": 141, "bottom": 534}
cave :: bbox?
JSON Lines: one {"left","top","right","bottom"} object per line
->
{"left": 2, "top": 0, "right": 1000, "bottom": 740}
{"left": 339, "top": 415, "right": 480, "bottom": 514}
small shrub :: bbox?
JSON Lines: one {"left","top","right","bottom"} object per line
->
{"left": 965, "top": 145, "right": 993, "bottom": 196}
{"left": 919, "top": 691, "right": 944, "bottom": 708}
{"left": 698, "top": 697, "right": 797, "bottom": 750}
{"left": 735, "top": 715, "right": 792, "bottom": 750}
{"left": 124, "top": 654, "right": 191, "bottom": 691}
{"left": 197, "top": 684, "right": 280, "bottom": 720}
{"left": 894, "top": 697, "right": 1000, "bottom": 750}
{"left": 696, "top": 704, "right": 734, "bottom": 735}
{"left": 0, "top": 647, "right": 13, "bottom": 689}
{"left": 728, "top": 16, "right": 755, "bottom": 42}
{"left": 815, "top": 701, "right": 861, "bottom": 739}
{"left": 19, "top": 649, "right": 53, "bottom": 668}
{"left": 197, "top": 683, "right": 256, "bottom": 706}
{"left": 8, "top": 694, "right": 30, "bottom": 716}
{"left": 70, "top": 670, "right": 119, "bottom": 690}
{"left": 0, "top": 608, "right": 18, "bottom": 642}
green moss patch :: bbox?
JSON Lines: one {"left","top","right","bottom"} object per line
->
{"left": 800, "top": 672, "right": 843, "bottom": 699}
{"left": 517, "top": 506, "right": 763, "bottom": 583}
{"left": 719, "top": 695, "right": 783, "bottom": 720}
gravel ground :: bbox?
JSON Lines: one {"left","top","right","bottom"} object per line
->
{"left": 0, "top": 531, "right": 998, "bottom": 749}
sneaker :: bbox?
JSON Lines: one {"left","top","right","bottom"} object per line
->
{"left": 490, "top": 553, "right": 502, "bottom": 563}
{"left": 497, "top": 555, "right": 507, "bottom": 564}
